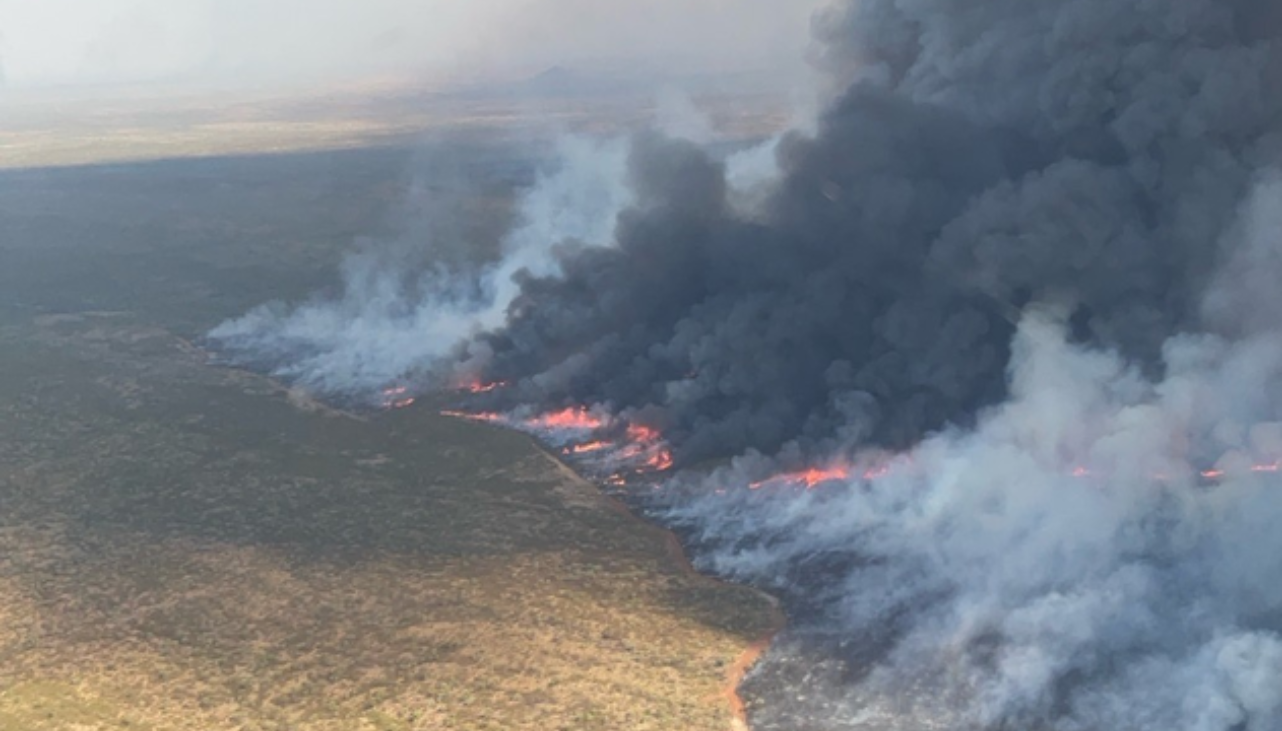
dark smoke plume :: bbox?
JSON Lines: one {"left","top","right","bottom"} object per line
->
{"left": 470, "top": 0, "right": 1282, "bottom": 466}
{"left": 211, "top": 1, "right": 1282, "bottom": 728}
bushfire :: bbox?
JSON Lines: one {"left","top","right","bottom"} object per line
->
{"left": 459, "top": 379, "right": 508, "bottom": 394}
{"left": 438, "top": 403, "right": 674, "bottom": 485}
{"left": 749, "top": 461, "right": 892, "bottom": 490}
{"left": 380, "top": 386, "right": 416, "bottom": 409}
{"left": 746, "top": 457, "right": 1282, "bottom": 491}
{"left": 440, "top": 400, "right": 1281, "bottom": 494}
{"left": 528, "top": 407, "right": 608, "bottom": 431}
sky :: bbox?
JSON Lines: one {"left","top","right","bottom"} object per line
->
{"left": 0, "top": 0, "right": 829, "bottom": 91}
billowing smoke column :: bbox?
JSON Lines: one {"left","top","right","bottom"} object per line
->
{"left": 209, "top": 0, "right": 1282, "bottom": 728}
{"left": 208, "top": 137, "right": 630, "bottom": 397}
{"left": 471, "top": 0, "right": 1282, "bottom": 466}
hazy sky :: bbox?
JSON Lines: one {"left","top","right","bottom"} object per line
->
{"left": 0, "top": 0, "right": 829, "bottom": 90}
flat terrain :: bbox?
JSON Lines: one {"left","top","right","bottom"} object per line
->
{"left": 0, "top": 82, "right": 792, "bottom": 171}
{"left": 0, "top": 114, "right": 778, "bottom": 730}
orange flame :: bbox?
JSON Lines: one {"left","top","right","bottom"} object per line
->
{"left": 461, "top": 380, "right": 507, "bottom": 394}
{"left": 642, "top": 449, "right": 675, "bottom": 472}
{"left": 526, "top": 407, "right": 608, "bottom": 431}
{"left": 551, "top": 420, "right": 676, "bottom": 480}
{"left": 380, "top": 386, "right": 416, "bottom": 409}
{"left": 751, "top": 464, "right": 853, "bottom": 490}
{"left": 1200, "top": 461, "right": 1281, "bottom": 480}
{"left": 623, "top": 424, "right": 674, "bottom": 473}
{"left": 748, "top": 459, "right": 897, "bottom": 490}
{"left": 626, "top": 424, "right": 661, "bottom": 442}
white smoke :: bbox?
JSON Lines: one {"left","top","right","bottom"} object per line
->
{"left": 670, "top": 173, "right": 1282, "bottom": 729}
{"left": 207, "top": 136, "right": 630, "bottom": 397}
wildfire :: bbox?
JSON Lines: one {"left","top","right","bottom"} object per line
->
{"left": 439, "top": 396, "right": 1282, "bottom": 494}
{"left": 460, "top": 380, "right": 507, "bottom": 394}
{"left": 748, "top": 457, "right": 903, "bottom": 489}
{"left": 751, "top": 465, "right": 853, "bottom": 490}
{"left": 747, "top": 454, "right": 1282, "bottom": 492}
{"left": 626, "top": 424, "right": 661, "bottom": 442}
{"left": 381, "top": 386, "right": 416, "bottom": 409}
{"left": 439, "top": 404, "right": 674, "bottom": 478}
{"left": 643, "top": 449, "right": 676, "bottom": 472}
{"left": 1200, "top": 461, "right": 1281, "bottom": 481}
{"left": 545, "top": 418, "right": 675, "bottom": 479}
{"left": 622, "top": 424, "right": 675, "bottom": 473}
{"left": 526, "top": 407, "right": 608, "bottom": 431}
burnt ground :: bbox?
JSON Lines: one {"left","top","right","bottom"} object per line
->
{"left": 0, "top": 133, "right": 776, "bottom": 730}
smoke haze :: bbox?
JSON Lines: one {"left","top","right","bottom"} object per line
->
{"left": 0, "top": 0, "right": 826, "bottom": 91}
{"left": 208, "top": 0, "right": 1282, "bottom": 728}
{"left": 209, "top": 137, "right": 631, "bottom": 396}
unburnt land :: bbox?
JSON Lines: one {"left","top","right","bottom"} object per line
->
{"left": 0, "top": 118, "right": 776, "bottom": 730}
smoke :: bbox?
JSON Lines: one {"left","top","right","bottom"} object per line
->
{"left": 468, "top": 0, "right": 1282, "bottom": 462}
{"left": 208, "top": 136, "right": 630, "bottom": 398}
{"left": 673, "top": 243, "right": 1282, "bottom": 728}
{"left": 210, "top": 0, "right": 1282, "bottom": 727}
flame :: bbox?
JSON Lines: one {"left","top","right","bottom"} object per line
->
{"left": 626, "top": 424, "right": 661, "bottom": 442}
{"left": 380, "top": 386, "right": 417, "bottom": 409}
{"left": 461, "top": 380, "right": 507, "bottom": 394}
{"left": 642, "top": 449, "right": 675, "bottom": 472}
{"left": 1200, "top": 461, "right": 1280, "bottom": 480}
{"left": 622, "top": 424, "right": 674, "bottom": 473}
{"left": 751, "top": 464, "right": 853, "bottom": 490}
{"left": 526, "top": 407, "right": 608, "bottom": 431}
{"left": 552, "top": 420, "right": 675, "bottom": 481}
{"left": 747, "top": 456, "right": 899, "bottom": 490}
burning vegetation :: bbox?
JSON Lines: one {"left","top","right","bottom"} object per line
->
{"left": 437, "top": 402, "right": 676, "bottom": 488}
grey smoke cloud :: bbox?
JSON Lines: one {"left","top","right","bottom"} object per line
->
{"left": 209, "top": 136, "right": 631, "bottom": 397}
